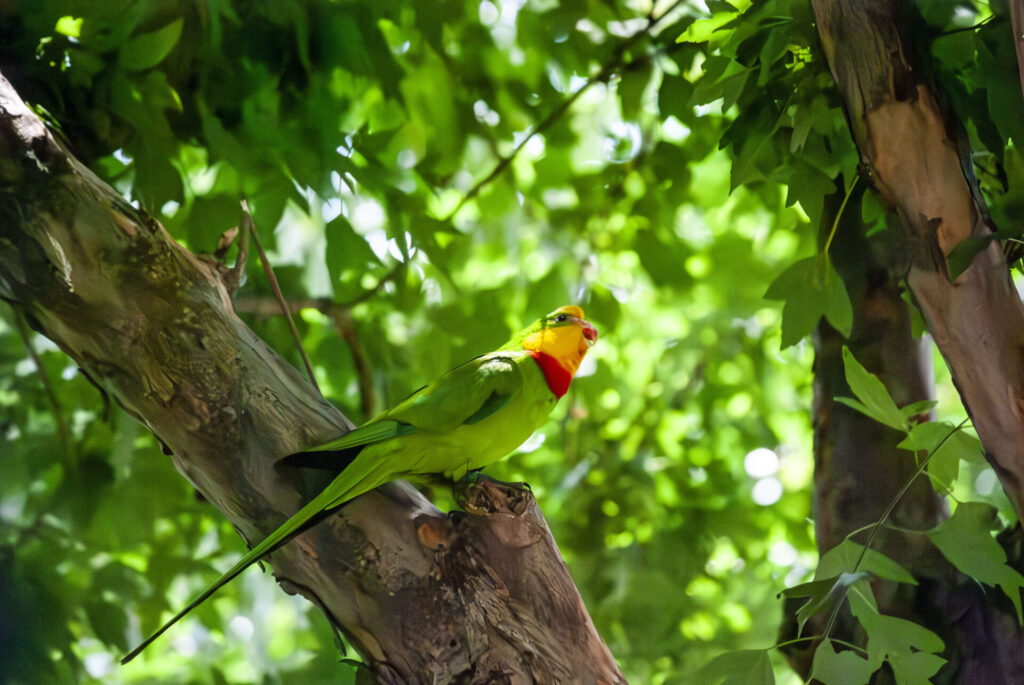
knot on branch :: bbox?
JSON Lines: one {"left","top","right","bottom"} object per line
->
{"left": 414, "top": 512, "right": 455, "bottom": 550}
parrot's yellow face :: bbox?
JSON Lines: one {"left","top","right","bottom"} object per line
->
{"left": 522, "top": 305, "right": 598, "bottom": 377}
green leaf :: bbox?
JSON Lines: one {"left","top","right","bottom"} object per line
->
{"left": 619, "top": 61, "right": 653, "bottom": 120}
{"left": 899, "top": 400, "right": 937, "bottom": 420}
{"left": 118, "top": 18, "right": 184, "bottom": 72}
{"left": 817, "top": 539, "right": 917, "bottom": 586}
{"left": 55, "top": 16, "right": 84, "bottom": 39}
{"left": 835, "top": 347, "right": 907, "bottom": 432}
{"left": 325, "top": 215, "right": 381, "bottom": 297}
{"left": 780, "top": 572, "right": 869, "bottom": 636}
{"left": 676, "top": 2, "right": 751, "bottom": 44}
{"left": 811, "top": 639, "right": 875, "bottom": 685}
{"left": 821, "top": 259, "right": 853, "bottom": 337}
{"left": 849, "top": 591, "right": 946, "bottom": 684}
{"left": 898, "top": 421, "right": 982, "bottom": 490}
{"left": 946, "top": 234, "right": 998, "bottom": 281}
{"left": 927, "top": 502, "right": 1024, "bottom": 623}
{"left": 695, "top": 649, "right": 774, "bottom": 685}
{"left": 84, "top": 599, "right": 129, "bottom": 652}
{"left": 765, "top": 256, "right": 852, "bottom": 347}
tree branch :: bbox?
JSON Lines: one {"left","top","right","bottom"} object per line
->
{"left": 0, "top": 71, "right": 623, "bottom": 683}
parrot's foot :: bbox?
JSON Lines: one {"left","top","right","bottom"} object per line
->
{"left": 454, "top": 472, "right": 533, "bottom": 515}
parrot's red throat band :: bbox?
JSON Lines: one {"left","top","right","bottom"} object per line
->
{"left": 530, "top": 350, "right": 574, "bottom": 398}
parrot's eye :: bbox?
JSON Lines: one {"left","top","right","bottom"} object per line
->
{"left": 554, "top": 314, "right": 569, "bottom": 323}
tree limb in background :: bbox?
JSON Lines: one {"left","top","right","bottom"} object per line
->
{"left": 1011, "top": 0, "right": 1024, "bottom": 98}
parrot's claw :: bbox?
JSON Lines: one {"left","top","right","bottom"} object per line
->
{"left": 454, "top": 472, "right": 533, "bottom": 513}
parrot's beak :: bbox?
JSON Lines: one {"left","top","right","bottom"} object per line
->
{"left": 581, "top": 321, "right": 598, "bottom": 347}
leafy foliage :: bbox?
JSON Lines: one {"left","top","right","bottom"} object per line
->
{"left": 0, "top": 0, "right": 1021, "bottom": 683}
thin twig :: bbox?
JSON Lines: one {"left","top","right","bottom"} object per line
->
{"left": 442, "top": 0, "right": 687, "bottom": 223}
{"left": 936, "top": 14, "right": 998, "bottom": 37}
{"left": 242, "top": 201, "right": 322, "bottom": 395}
{"left": 12, "top": 309, "right": 72, "bottom": 463}
{"left": 231, "top": 263, "right": 405, "bottom": 317}
{"left": 218, "top": 212, "right": 250, "bottom": 293}
{"left": 331, "top": 308, "right": 377, "bottom": 418}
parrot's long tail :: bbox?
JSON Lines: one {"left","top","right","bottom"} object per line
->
{"left": 278, "top": 446, "right": 361, "bottom": 472}
{"left": 120, "top": 482, "right": 341, "bottom": 664}
{"left": 121, "top": 449, "right": 395, "bottom": 664}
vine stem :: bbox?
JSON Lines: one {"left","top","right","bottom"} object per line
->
{"left": 819, "top": 417, "right": 971, "bottom": 642}
{"left": 823, "top": 175, "right": 859, "bottom": 257}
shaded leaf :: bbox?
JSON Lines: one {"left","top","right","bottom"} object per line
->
{"left": 84, "top": 598, "right": 129, "bottom": 651}
{"left": 780, "top": 572, "right": 869, "bottom": 636}
{"left": 946, "top": 234, "right": 998, "bottom": 281}
{"left": 817, "top": 539, "right": 917, "bottom": 586}
{"left": 849, "top": 591, "right": 946, "bottom": 684}
{"left": 764, "top": 256, "right": 852, "bottom": 347}
{"left": 928, "top": 502, "right": 1024, "bottom": 622}
{"left": 811, "top": 639, "right": 874, "bottom": 685}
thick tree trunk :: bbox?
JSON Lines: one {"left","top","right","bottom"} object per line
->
{"left": 787, "top": 1, "right": 1024, "bottom": 682}
{"left": 780, "top": 190, "right": 1024, "bottom": 683}
{"left": 0, "top": 71, "right": 623, "bottom": 684}
{"left": 812, "top": 0, "right": 1024, "bottom": 520}
{"left": 1012, "top": 1, "right": 1024, "bottom": 99}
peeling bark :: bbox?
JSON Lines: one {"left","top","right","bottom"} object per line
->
{"left": 813, "top": 0, "right": 1024, "bottom": 519}
{"left": 1012, "top": 0, "right": 1024, "bottom": 99}
{"left": 0, "top": 71, "right": 623, "bottom": 684}
{"left": 789, "top": 2, "right": 1024, "bottom": 682}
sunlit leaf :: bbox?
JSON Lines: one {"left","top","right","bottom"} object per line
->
{"left": 811, "top": 639, "right": 874, "bottom": 685}
{"left": 765, "top": 256, "right": 852, "bottom": 348}
{"left": 695, "top": 649, "right": 774, "bottom": 685}
{"left": 118, "top": 18, "right": 184, "bottom": 72}
{"left": 898, "top": 421, "right": 982, "bottom": 490}
{"left": 835, "top": 347, "right": 907, "bottom": 432}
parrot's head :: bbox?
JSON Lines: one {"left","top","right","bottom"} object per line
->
{"left": 514, "top": 305, "right": 598, "bottom": 398}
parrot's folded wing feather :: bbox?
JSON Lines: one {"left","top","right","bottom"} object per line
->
{"left": 302, "top": 355, "right": 523, "bottom": 454}
{"left": 384, "top": 353, "right": 525, "bottom": 432}
{"left": 305, "top": 420, "right": 416, "bottom": 453}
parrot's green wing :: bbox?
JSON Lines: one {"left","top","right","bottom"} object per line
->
{"left": 385, "top": 353, "right": 525, "bottom": 430}
{"left": 307, "top": 352, "right": 526, "bottom": 453}
{"left": 303, "top": 417, "right": 418, "bottom": 453}
{"left": 122, "top": 353, "right": 528, "bottom": 664}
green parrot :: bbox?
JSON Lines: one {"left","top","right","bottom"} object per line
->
{"left": 122, "top": 305, "right": 597, "bottom": 663}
